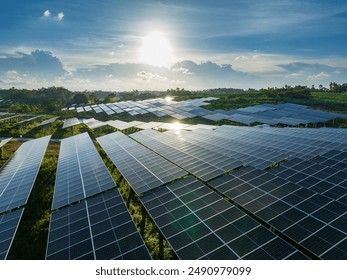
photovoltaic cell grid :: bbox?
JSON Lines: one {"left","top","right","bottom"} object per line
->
{"left": 97, "top": 132, "right": 187, "bottom": 194}
{"left": 0, "top": 208, "right": 24, "bottom": 260}
{"left": 267, "top": 158, "right": 347, "bottom": 207}
{"left": 0, "top": 136, "right": 51, "bottom": 214}
{"left": 140, "top": 176, "right": 306, "bottom": 260}
{"left": 52, "top": 133, "right": 116, "bottom": 210}
{"left": 72, "top": 97, "right": 347, "bottom": 126}
{"left": 239, "top": 126, "right": 347, "bottom": 157}
{"left": 208, "top": 165, "right": 347, "bottom": 259}
{"left": 214, "top": 126, "right": 345, "bottom": 160}
{"left": 130, "top": 129, "right": 242, "bottom": 181}
{"left": 310, "top": 150, "right": 347, "bottom": 172}
{"left": 164, "top": 129, "right": 287, "bottom": 170}
{"left": 46, "top": 189, "right": 151, "bottom": 260}
{"left": 183, "top": 125, "right": 347, "bottom": 167}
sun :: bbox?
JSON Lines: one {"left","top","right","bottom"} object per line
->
{"left": 139, "top": 32, "right": 174, "bottom": 67}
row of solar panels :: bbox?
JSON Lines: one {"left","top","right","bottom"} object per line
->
{"left": 0, "top": 136, "right": 50, "bottom": 259}
{"left": 70, "top": 98, "right": 347, "bottom": 126}
{"left": 51, "top": 129, "right": 347, "bottom": 259}
{"left": 0, "top": 134, "right": 151, "bottom": 260}
{"left": 47, "top": 132, "right": 316, "bottom": 259}
{"left": 1, "top": 124, "right": 347, "bottom": 259}
{"left": 67, "top": 117, "right": 217, "bottom": 132}
{"left": 70, "top": 97, "right": 216, "bottom": 119}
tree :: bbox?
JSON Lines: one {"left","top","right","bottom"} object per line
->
{"left": 104, "top": 93, "right": 116, "bottom": 103}
{"left": 88, "top": 92, "right": 99, "bottom": 103}
{"left": 73, "top": 93, "right": 88, "bottom": 105}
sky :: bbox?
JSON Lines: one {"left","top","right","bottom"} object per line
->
{"left": 1, "top": 0, "right": 347, "bottom": 91}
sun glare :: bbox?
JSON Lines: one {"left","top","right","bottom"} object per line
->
{"left": 165, "top": 96, "right": 173, "bottom": 102}
{"left": 139, "top": 32, "right": 174, "bottom": 67}
{"left": 166, "top": 122, "right": 185, "bottom": 131}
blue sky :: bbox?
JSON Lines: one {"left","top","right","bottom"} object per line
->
{"left": 1, "top": 0, "right": 347, "bottom": 90}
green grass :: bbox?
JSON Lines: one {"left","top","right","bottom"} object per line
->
{"left": 7, "top": 143, "right": 59, "bottom": 260}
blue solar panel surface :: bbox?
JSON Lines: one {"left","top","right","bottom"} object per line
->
{"left": 52, "top": 133, "right": 116, "bottom": 210}
{"left": 140, "top": 176, "right": 306, "bottom": 259}
{"left": 0, "top": 208, "right": 24, "bottom": 260}
{"left": 0, "top": 136, "right": 50, "bottom": 214}
{"left": 97, "top": 132, "right": 187, "bottom": 194}
{"left": 46, "top": 189, "right": 151, "bottom": 260}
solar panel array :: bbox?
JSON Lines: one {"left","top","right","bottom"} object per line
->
{"left": 1, "top": 109, "right": 347, "bottom": 260}
{"left": 131, "top": 129, "right": 242, "bottom": 181}
{"left": 47, "top": 189, "right": 151, "bottom": 260}
{"left": 164, "top": 129, "right": 285, "bottom": 170}
{"left": 71, "top": 97, "right": 347, "bottom": 126}
{"left": 80, "top": 118, "right": 217, "bottom": 132}
{"left": 97, "top": 132, "right": 187, "bottom": 194}
{"left": 0, "top": 136, "right": 51, "bottom": 214}
{"left": 0, "top": 208, "right": 24, "bottom": 260}
{"left": 72, "top": 97, "right": 217, "bottom": 119}
{"left": 202, "top": 103, "right": 347, "bottom": 125}
{"left": 52, "top": 133, "right": 116, "bottom": 210}
{"left": 170, "top": 125, "right": 347, "bottom": 168}
{"left": 140, "top": 176, "right": 306, "bottom": 259}
{"left": 0, "top": 136, "right": 50, "bottom": 259}
{"left": 209, "top": 164, "right": 347, "bottom": 259}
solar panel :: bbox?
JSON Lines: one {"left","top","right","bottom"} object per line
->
{"left": 130, "top": 130, "right": 243, "bottom": 181}
{"left": 83, "top": 118, "right": 107, "bottom": 129}
{"left": 38, "top": 117, "right": 58, "bottom": 127}
{"left": 267, "top": 158, "right": 347, "bottom": 203}
{"left": 0, "top": 208, "right": 24, "bottom": 260}
{"left": 0, "top": 138, "right": 12, "bottom": 149}
{"left": 106, "top": 120, "right": 135, "bottom": 130}
{"left": 62, "top": 118, "right": 82, "bottom": 129}
{"left": 140, "top": 176, "right": 304, "bottom": 260}
{"left": 0, "top": 136, "right": 51, "bottom": 214}
{"left": 52, "top": 133, "right": 116, "bottom": 210}
{"left": 208, "top": 165, "right": 347, "bottom": 259}
{"left": 97, "top": 132, "right": 187, "bottom": 194}
{"left": 135, "top": 122, "right": 163, "bottom": 130}
{"left": 46, "top": 189, "right": 151, "bottom": 260}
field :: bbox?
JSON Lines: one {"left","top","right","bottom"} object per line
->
{"left": 1, "top": 90, "right": 347, "bottom": 259}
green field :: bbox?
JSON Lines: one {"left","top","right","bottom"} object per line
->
{"left": 1, "top": 90, "right": 347, "bottom": 259}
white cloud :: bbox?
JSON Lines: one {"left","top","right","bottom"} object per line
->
{"left": 234, "top": 55, "right": 250, "bottom": 61}
{"left": 109, "top": 51, "right": 115, "bottom": 56}
{"left": 43, "top": 10, "right": 51, "bottom": 17}
{"left": 57, "top": 12, "right": 64, "bottom": 21}
{"left": 308, "top": 71, "right": 331, "bottom": 81}
{"left": 136, "top": 71, "right": 168, "bottom": 82}
{"left": 171, "top": 67, "right": 194, "bottom": 75}
{"left": 118, "top": 44, "right": 124, "bottom": 48}
{"left": 41, "top": 10, "right": 64, "bottom": 21}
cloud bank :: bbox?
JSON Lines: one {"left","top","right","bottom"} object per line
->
{"left": 0, "top": 50, "right": 346, "bottom": 91}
